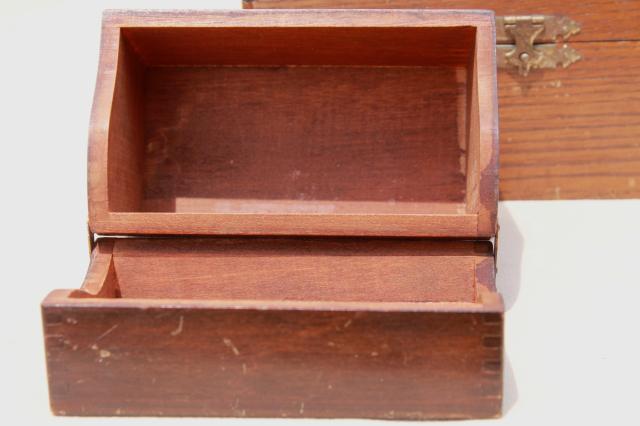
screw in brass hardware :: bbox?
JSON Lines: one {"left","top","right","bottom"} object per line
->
{"left": 496, "top": 15, "right": 582, "bottom": 76}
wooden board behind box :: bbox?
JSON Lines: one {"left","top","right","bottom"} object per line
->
{"left": 42, "top": 9, "right": 503, "bottom": 419}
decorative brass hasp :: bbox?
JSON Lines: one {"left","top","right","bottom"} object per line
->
{"left": 496, "top": 15, "right": 582, "bottom": 76}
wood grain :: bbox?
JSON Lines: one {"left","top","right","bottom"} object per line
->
{"left": 46, "top": 10, "right": 504, "bottom": 419}
{"left": 245, "top": 1, "right": 640, "bottom": 200}
{"left": 243, "top": 0, "right": 640, "bottom": 41}
{"left": 142, "top": 66, "right": 467, "bottom": 207}
{"left": 107, "top": 35, "right": 145, "bottom": 212}
{"left": 42, "top": 289, "right": 503, "bottom": 419}
{"left": 69, "top": 240, "right": 119, "bottom": 299}
{"left": 72, "top": 238, "right": 493, "bottom": 303}
{"left": 88, "top": 10, "right": 498, "bottom": 236}
{"left": 123, "top": 26, "right": 477, "bottom": 66}
{"left": 92, "top": 211, "right": 480, "bottom": 237}
{"left": 499, "top": 41, "right": 640, "bottom": 199}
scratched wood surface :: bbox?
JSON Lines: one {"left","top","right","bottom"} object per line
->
{"left": 42, "top": 290, "right": 503, "bottom": 419}
{"left": 45, "top": 236, "right": 501, "bottom": 419}
{"left": 245, "top": 0, "right": 640, "bottom": 200}
{"left": 42, "top": 9, "right": 504, "bottom": 419}
{"left": 88, "top": 9, "right": 498, "bottom": 237}
{"left": 141, "top": 66, "right": 468, "bottom": 207}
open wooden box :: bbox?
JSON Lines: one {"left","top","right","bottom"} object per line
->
{"left": 42, "top": 9, "right": 502, "bottom": 419}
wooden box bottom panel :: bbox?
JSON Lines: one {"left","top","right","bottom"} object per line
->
{"left": 42, "top": 293, "right": 503, "bottom": 419}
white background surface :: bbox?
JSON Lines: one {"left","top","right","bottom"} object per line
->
{"left": 1, "top": 1, "right": 639, "bottom": 425}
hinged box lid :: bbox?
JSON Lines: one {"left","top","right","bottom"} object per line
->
{"left": 88, "top": 9, "right": 498, "bottom": 238}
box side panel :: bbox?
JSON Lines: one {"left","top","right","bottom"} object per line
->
{"left": 42, "top": 303, "right": 502, "bottom": 419}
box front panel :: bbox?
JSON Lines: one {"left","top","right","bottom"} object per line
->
{"left": 43, "top": 303, "right": 502, "bottom": 419}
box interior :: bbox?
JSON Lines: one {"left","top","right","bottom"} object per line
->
{"left": 73, "top": 238, "right": 494, "bottom": 304}
{"left": 106, "top": 26, "right": 479, "bottom": 217}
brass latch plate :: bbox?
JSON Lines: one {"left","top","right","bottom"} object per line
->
{"left": 496, "top": 15, "right": 582, "bottom": 76}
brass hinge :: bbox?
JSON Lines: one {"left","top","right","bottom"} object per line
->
{"left": 494, "top": 223, "right": 499, "bottom": 272}
{"left": 88, "top": 222, "right": 96, "bottom": 255}
{"left": 496, "top": 15, "right": 582, "bottom": 76}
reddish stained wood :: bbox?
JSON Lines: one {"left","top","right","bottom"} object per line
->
{"left": 106, "top": 36, "right": 145, "bottom": 212}
{"left": 72, "top": 238, "right": 494, "bottom": 303}
{"left": 69, "top": 240, "right": 119, "bottom": 299}
{"left": 44, "top": 235, "right": 502, "bottom": 418}
{"left": 88, "top": 10, "right": 498, "bottom": 237}
{"left": 141, "top": 66, "right": 468, "bottom": 206}
{"left": 93, "top": 212, "right": 480, "bottom": 237}
{"left": 43, "top": 235, "right": 502, "bottom": 418}
{"left": 123, "top": 26, "right": 477, "bottom": 66}
{"left": 44, "top": 10, "right": 503, "bottom": 420}
{"left": 42, "top": 290, "right": 502, "bottom": 419}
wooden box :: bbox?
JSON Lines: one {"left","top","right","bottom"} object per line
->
{"left": 42, "top": 9, "right": 502, "bottom": 419}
